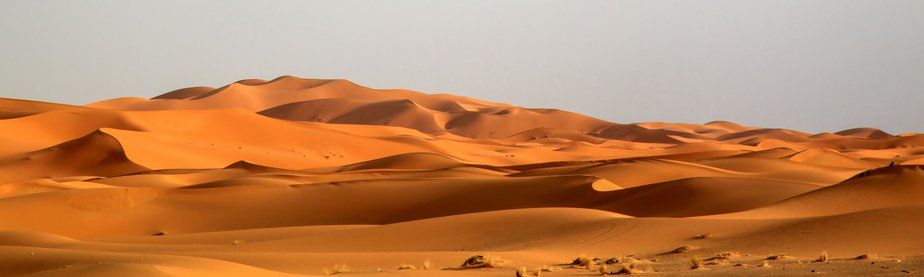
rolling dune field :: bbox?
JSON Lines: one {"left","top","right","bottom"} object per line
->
{"left": 1, "top": 76, "right": 922, "bottom": 276}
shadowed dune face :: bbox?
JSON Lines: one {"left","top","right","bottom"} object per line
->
{"left": 2, "top": 76, "right": 924, "bottom": 276}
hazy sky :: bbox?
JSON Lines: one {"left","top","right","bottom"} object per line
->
{"left": 1, "top": 1, "right": 922, "bottom": 133}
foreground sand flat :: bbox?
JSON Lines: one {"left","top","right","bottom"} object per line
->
{"left": 1, "top": 76, "right": 922, "bottom": 276}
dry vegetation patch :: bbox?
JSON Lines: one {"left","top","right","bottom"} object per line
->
{"left": 664, "top": 245, "right": 695, "bottom": 255}
{"left": 704, "top": 251, "right": 740, "bottom": 265}
{"left": 758, "top": 260, "right": 772, "bottom": 268}
{"left": 690, "top": 257, "right": 706, "bottom": 270}
{"left": 813, "top": 251, "right": 829, "bottom": 263}
{"left": 539, "top": 264, "right": 561, "bottom": 272}
{"left": 566, "top": 255, "right": 597, "bottom": 268}
{"left": 322, "top": 263, "right": 349, "bottom": 275}
{"left": 765, "top": 254, "right": 794, "bottom": 260}
{"left": 444, "top": 255, "right": 505, "bottom": 270}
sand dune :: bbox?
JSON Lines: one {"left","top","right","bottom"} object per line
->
{"left": 0, "top": 98, "right": 86, "bottom": 119}
{"left": 784, "top": 147, "right": 881, "bottom": 169}
{"left": 1, "top": 76, "right": 923, "bottom": 276}
{"left": 0, "top": 129, "right": 147, "bottom": 184}
{"left": 591, "top": 177, "right": 821, "bottom": 217}
{"left": 152, "top": 86, "right": 216, "bottom": 100}
{"left": 723, "top": 165, "right": 924, "bottom": 218}
{"left": 835, "top": 127, "right": 893, "bottom": 139}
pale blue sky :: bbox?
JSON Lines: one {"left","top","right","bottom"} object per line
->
{"left": 1, "top": 1, "right": 922, "bottom": 133}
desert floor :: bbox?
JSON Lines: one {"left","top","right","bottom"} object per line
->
{"left": 1, "top": 76, "right": 922, "bottom": 276}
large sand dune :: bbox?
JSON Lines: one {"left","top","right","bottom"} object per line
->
{"left": 1, "top": 77, "right": 922, "bottom": 276}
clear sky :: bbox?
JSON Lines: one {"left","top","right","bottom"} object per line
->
{"left": 1, "top": 1, "right": 922, "bottom": 133}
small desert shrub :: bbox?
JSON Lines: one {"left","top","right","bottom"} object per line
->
{"left": 445, "top": 255, "right": 504, "bottom": 270}
{"left": 539, "top": 265, "right": 560, "bottom": 272}
{"left": 707, "top": 251, "right": 740, "bottom": 261}
{"left": 516, "top": 267, "right": 527, "bottom": 277}
{"left": 705, "top": 251, "right": 740, "bottom": 265}
{"left": 322, "top": 263, "right": 349, "bottom": 275}
{"left": 515, "top": 267, "right": 543, "bottom": 277}
{"left": 765, "top": 254, "right": 793, "bottom": 260}
{"left": 669, "top": 245, "right": 695, "bottom": 254}
{"left": 614, "top": 262, "right": 644, "bottom": 274}
{"left": 690, "top": 257, "right": 705, "bottom": 270}
{"left": 606, "top": 256, "right": 642, "bottom": 265}
{"left": 813, "top": 251, "right": 829, "bottom": 262}
{"left": 577, "top": 257, "right": 592, "bottom": 268}
{"left": 397, "top": 262, "right": 416, "bottom": 270}
{"left": 569, "top": 255, "right": 594, "bottom": 268}
{"left": 705, "top": 259, "right": 728, "bottom": 266}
